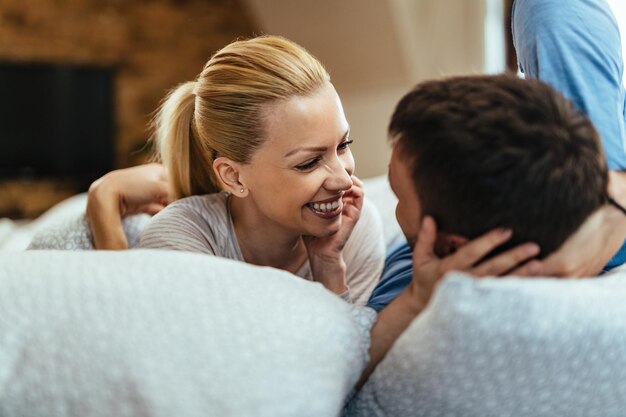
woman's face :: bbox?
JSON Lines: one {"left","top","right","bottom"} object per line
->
{"left": 238, "top": 82, "right": 354, "bottom": 238}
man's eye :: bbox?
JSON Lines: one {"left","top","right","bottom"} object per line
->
{"left": 338, "top": 139, "right": 354, "bottom": 151}
{"left": 295, "top": 158, "right": 321, "bottom": 171}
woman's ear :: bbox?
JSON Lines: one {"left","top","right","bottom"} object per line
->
{"left": 434, "top": 233, "right": 469, "bottom": 257}
{"left": 213, "top": 157, "right": 248, "bottom": 197}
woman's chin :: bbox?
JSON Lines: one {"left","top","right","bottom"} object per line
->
{"left": 309, "top": 220, "right": 342, "bottom": 238}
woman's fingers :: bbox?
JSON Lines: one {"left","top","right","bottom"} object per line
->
{"left": 471, "top": 242, "right": 540, "bottom": 276}
{"left": 412, "top": 216, "right": 438, "bottom": 264}
{"left": 441, "top": 228, "right": 513, "bottom": 272}
{"left": 341, "top": 175, "right": 364, "bottom": 219}
{"left": 350, "top": 175, "right": 364, "bottom": 189}
{"left": 348, "top": 175, "right": 364, "bottom": 205}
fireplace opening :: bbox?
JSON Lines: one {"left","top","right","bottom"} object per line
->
{"left": 0, "top": 61, "right": 115, "bottom": 191}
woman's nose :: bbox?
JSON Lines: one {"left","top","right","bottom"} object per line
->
{"left": 324, "top": 158, "right": 353, "bottom": 191}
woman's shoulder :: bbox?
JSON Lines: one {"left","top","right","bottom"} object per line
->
{"left": 138, "top": 192, "right": 233, "bottom": 254}
{"left": 168, "top": 192, "right": 229, "bottom": 214}
{"left": 153, "top": 192, "right": 230, "bottom": 225}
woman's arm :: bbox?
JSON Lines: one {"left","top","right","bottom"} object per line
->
{"left": 358, "top": 216, "right": 541, "bottom": 388}
{"left": 87, "top": 164, "right": 172, "bottom": 249}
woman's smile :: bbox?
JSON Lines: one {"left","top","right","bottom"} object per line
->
{"left": 306, "top": 195, "right": 343, "bottom": 219}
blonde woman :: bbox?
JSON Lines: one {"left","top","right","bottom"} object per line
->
{"left": 90, "top": 36, "right": 384, "bottom": 306}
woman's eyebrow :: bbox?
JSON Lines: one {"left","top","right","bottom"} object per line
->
{"left": 284, "top": 145, "right": 327, "bottom": 158}
{"left": 283, "top": 129, "right": 350, "bottom": 158}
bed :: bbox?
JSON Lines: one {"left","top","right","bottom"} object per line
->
{"left": 2, "top": 176, "right": 626, "bottom": 417}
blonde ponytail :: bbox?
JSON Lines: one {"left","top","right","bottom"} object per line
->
{"left": 153, "top": 36, "right": 329, "bottom": 199}
{"left": 153, "top": 82, "right": 220, "bottom": 199}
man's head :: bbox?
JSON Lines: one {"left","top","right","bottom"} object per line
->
{"left": 388, "top": 74, "right": 608, "bottom": 258}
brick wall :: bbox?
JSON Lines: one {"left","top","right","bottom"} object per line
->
{"left": 0, "top": 0, "right": 256, "bottom": 218}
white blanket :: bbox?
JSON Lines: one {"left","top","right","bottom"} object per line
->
{"left": 0, "top": 250, "right": 376, "bottom": 417}
{"left": 346, "top": 270, "right": 626, "bottom": 417}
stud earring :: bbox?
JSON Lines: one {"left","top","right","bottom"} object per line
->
{"left": 240, "top": 188, "right": 244, "bottom": 193}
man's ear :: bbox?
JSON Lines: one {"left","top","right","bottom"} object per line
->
{"left": 434, "top": 232, "right": 469, "bottom": 257}
{"left": 213, "top": 157, "right": 249, "bottom": 197}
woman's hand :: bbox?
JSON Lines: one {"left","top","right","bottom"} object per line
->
{"left": 360, "top": 216, "right": 539, "bottom": 388}
{"left": 87, "top": 163, "right": 173, "bottom": 249}
{"left": 303, "top": 176, "right": 364, "bottom": 296}
{"left": 408, "top": 216, "right": 541, "bottom": 309}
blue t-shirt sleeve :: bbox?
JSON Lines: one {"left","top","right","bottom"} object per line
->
{"left": 367, "top": 240, "right": 413, "bottom": 313}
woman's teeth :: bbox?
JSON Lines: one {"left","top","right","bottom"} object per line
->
{"left": 310, "top": 199, "right": 340, "bottom": 212}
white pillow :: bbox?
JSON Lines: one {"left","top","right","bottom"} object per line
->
{"left": 346, "top": 270, "right": 626, "bottom": 417}
{"left": 0, "top": 250, "right": 375, "bottom": 417}
{"left": 362, "top": 175, "right": 401, "bottom": 247}
{"left": 0, "top": 193, "right": 89, "bottom": 251}
{"left": 27, "top": 212, "right": 150, "bottom": 250}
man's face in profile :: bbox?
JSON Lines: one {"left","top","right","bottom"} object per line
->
{"left": 388, "top": 144, "right": 422, "bottom": 249}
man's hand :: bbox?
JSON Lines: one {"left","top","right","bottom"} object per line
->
{"left": 511, "top": 169, "right": 626, "bottom": 278}
{"left": 512, "top": 204, "right": 626, "bottom": 278}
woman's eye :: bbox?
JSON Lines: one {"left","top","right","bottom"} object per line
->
{"left": 295, "top": 158, "right": 321, "bottom": 171}
{"left": 338, "top": 139, "right": 354, "bottom": 151}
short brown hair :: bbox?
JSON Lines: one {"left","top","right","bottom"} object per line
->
{"left": 389, "top": 74, "right": 608, "bottom": 257}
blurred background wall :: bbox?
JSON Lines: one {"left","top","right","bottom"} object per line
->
{"left": 12, "top": 0, "right": 624, "bottom": 217}
{"left": 0, "top": 0, "right": 257, "bottom": 217}
{"left": 244, "top": 0, "right": 506, "bottom": 178}
{"left": 0, "top": 0, "right": 256, "bottom": 168}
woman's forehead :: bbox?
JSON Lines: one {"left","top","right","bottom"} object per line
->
{"left": 260, "top": 84, "right": 349, "bottom": 153}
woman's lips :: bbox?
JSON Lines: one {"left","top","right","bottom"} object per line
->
{"left": 306, "top": 196, "right": 343, "bottom": 219}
